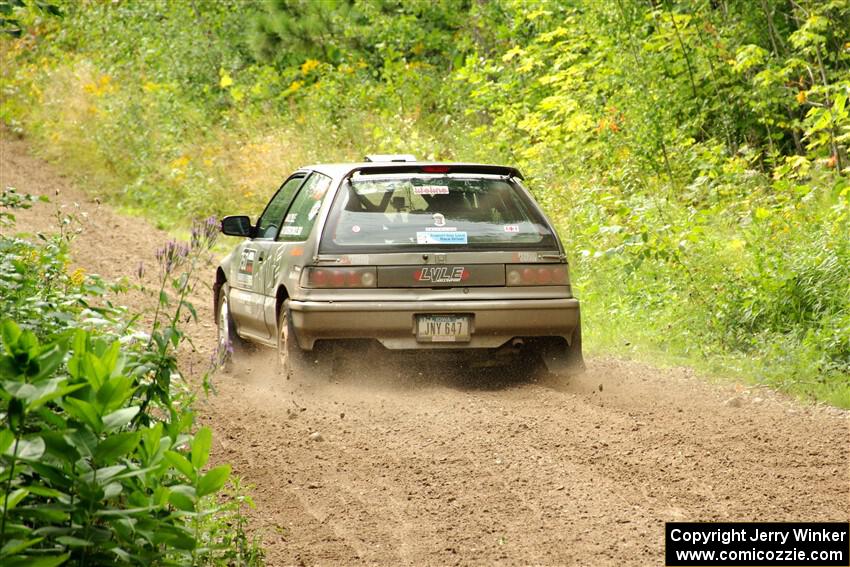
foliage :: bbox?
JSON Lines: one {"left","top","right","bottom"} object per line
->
{"left": 0, "top": 187, "right": 44, "bottom": 226}
{"left": 0, "top": 0, "right": 848, "bottom": 405}
{"left": 0, "top": 194, "right": 262, "bottom": 563}
{"left": 0, "top": 188, "right": 118, "bottom": 341}
{"left": 249, "top": 0, "right": 470, "bottom": 69}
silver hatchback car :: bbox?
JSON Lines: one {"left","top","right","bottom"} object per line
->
{"left": 214, "top": 156, "right": 583, "bottom": 378}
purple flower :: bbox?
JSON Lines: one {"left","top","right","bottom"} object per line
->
{"left": 190, "top": 216, "right": 219, "bottom": 252}
{"left": 155, "top": 240, "right": 190, "bottom": 274}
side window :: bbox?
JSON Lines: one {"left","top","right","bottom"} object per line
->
{"left": 278, "top": 172, "right": 333, "bottom": 242}
{"left": 255, "top": 175, "right": 305, "bottom": 239}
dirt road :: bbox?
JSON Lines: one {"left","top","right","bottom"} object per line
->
{"left": 2, "top": 133, "right": 848, "bottom": 566}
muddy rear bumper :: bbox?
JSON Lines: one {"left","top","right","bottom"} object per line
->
{"left": 287, "top": 297, "right": 581, "bottom": 350}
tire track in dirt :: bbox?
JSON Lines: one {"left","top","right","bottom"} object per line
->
{"left": 2, "top": 132, "right": 848, "bottom": 566}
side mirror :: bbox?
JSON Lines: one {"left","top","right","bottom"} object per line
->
{"left": 221, "top": 215, "right": 253, "bottom": 237}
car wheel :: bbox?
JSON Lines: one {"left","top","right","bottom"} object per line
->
{"left": 538, "top": 326, "right": 585, "bottom": 383}
{"left": 216, "top": 283, "right": 249, "bottom": 372}
{"left": 277, "top": 300, "right": 329, "bottom": 379}
{"left": 563, "top": 325, "right": 584, "bottom": 371}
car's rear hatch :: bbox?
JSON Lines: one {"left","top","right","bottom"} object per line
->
{"left": 317, "top": 168, "right": 565, "bottom": 290}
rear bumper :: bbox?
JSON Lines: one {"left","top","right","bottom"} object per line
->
{"left": 287, "top": 297, "right": 580, "bottom": 350}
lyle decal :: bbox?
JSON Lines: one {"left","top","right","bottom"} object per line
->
{"left": 417, "top": 266, "right": 466, "bottom": 283}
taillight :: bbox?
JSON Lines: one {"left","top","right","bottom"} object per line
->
{"left": 302, "top": 267, "right": 377, "bottom": 288}
{"left": 421, "top": 165, "right": 451, "bottom": 174}
{"left": 505, "top": 264, "right": 569, "bottom": 286}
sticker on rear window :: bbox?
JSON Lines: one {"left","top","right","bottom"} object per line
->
{"left": 504, "top": 224, "right": 520, "bottom": 233}
{"left": 416, "top": 231, "right": 468, "bottom": 245}
{"left": 284, "top": 213, "right": 297, "bottom": 224}
{"left": 308, "top": 201, "right": 321, "bottom": 220}
{"left": 280, "top": 226, "right": 303, "bottom": 236}
{"left": 414, "top": 185, "right": 449, "bottom": 195}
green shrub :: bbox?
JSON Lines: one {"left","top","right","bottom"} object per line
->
{"left": 0, "top": 193, "right": 262, "bottom": 564}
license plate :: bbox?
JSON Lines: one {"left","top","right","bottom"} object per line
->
{"left": 416, "top": 314, "right": 471, "bottom": 342}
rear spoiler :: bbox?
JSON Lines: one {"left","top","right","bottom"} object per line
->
{"left": 350, "top": 163, "right": 524, "bottom": 180}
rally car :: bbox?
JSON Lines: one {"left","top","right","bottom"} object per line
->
{"left": 214, "top": 155, "right": 583, "bottom": 379}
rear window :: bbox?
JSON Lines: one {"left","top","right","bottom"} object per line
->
{"left": 321, "top": 174, "right": 557, "bottom": 252}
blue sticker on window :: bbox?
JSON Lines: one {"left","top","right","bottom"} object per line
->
{"left": 416, "top": 231, "right": 468, "bottom": 244}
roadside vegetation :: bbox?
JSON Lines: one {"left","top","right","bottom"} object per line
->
{"left": 0, "top": 0, "right": 848, "bottom": 407}
{"left": 0, "top": 189, "right": 262, "bottom": 564}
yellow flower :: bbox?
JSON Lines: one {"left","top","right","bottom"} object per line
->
{"left": 282, "top": 80, "right": 304, "bottom": 97}
{"left": 300, "top": 59, "right": 321, "bottom": 75}
{"left": 795, "top": 90, "right": 807, "bottom": 104}
{"left": 83, "top": 75, "right": 115, "bottom": 97}
{"left": 70, "top": 268, "right": 85, "bottom": 286}
{"left": 220, "top": 73, "right": 233, "bottom": 88}
{"left": 170, "top": 155, "right": 190, "bottom": 169}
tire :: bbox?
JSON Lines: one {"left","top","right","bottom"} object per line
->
{"left": 216, "top": 283, "right": 249, "bottom": 372}
{"left": 537, "top": 326, "right": 585, "bottom": 383}
{"left": 276, "top": 300, "right": 331, "bottom": 380}
{"left": 563, "top": 324, "right": 585, "bottom": 374}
